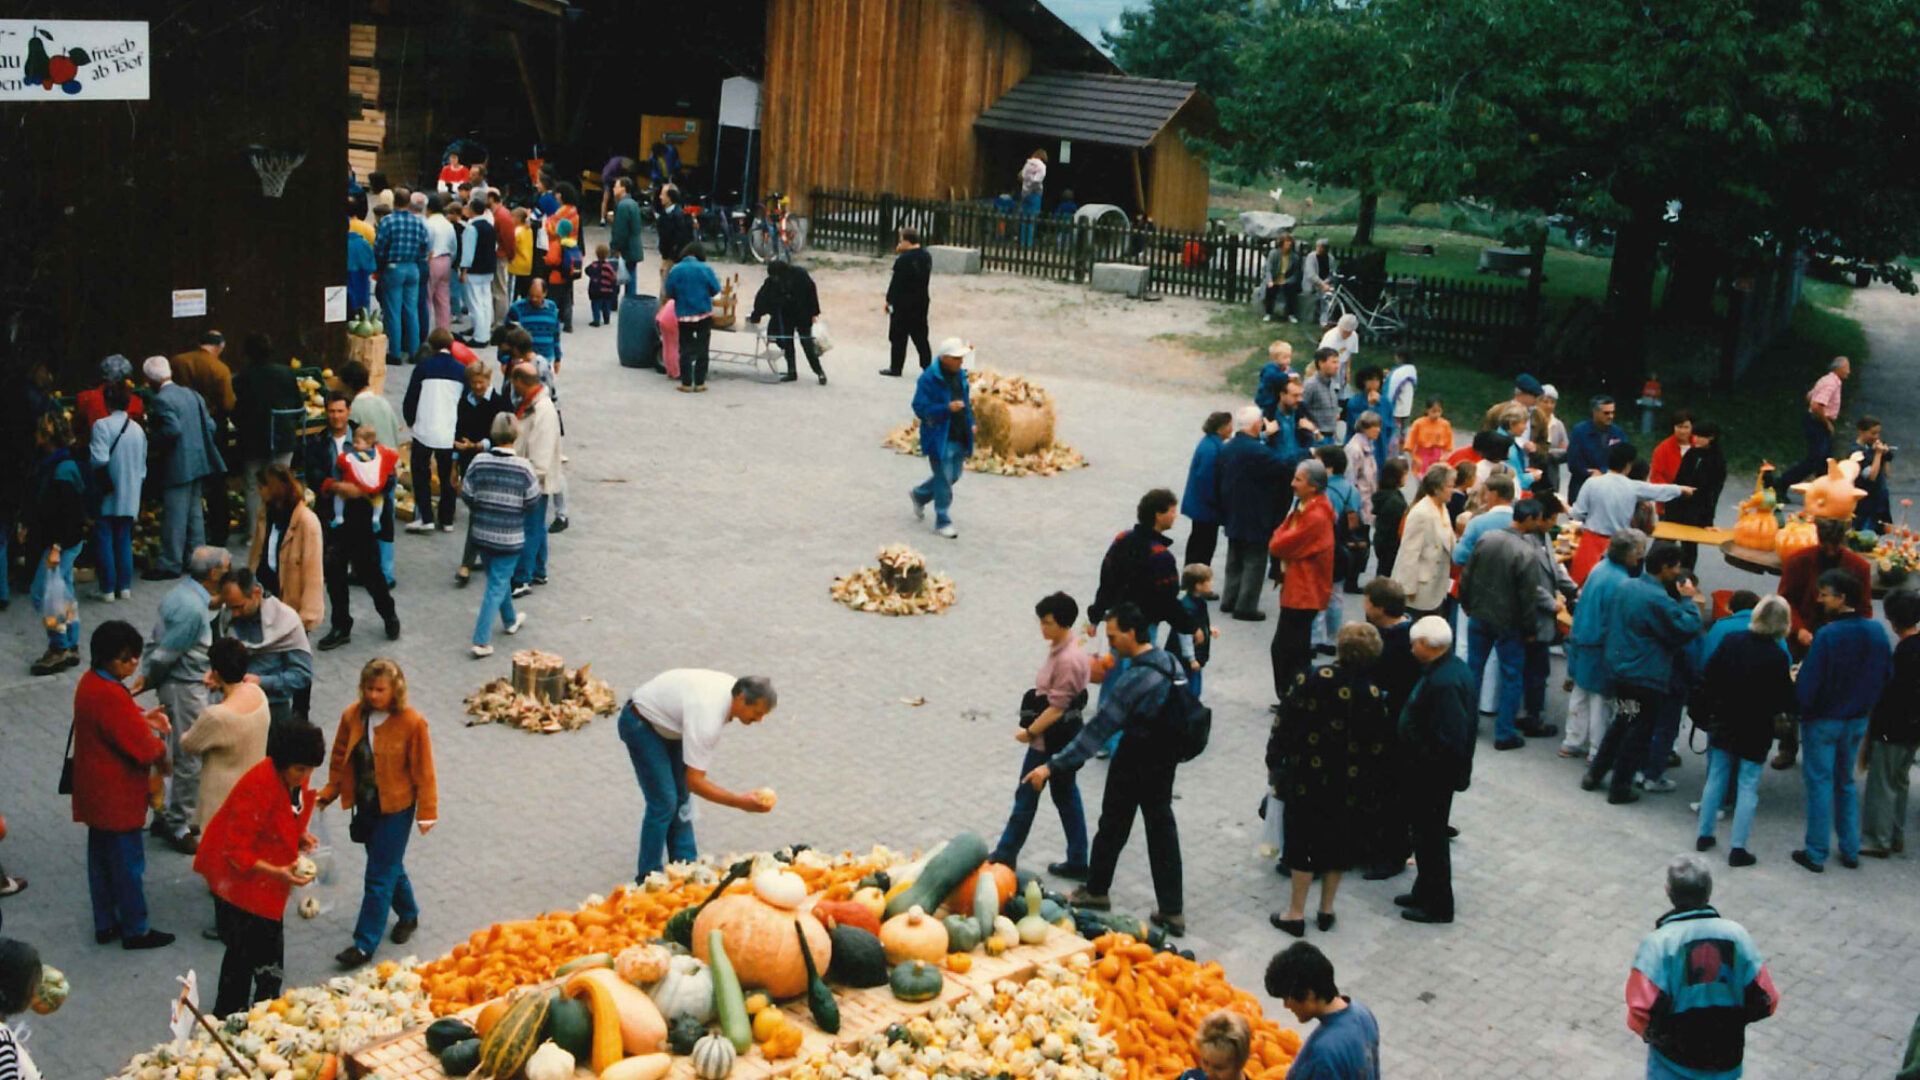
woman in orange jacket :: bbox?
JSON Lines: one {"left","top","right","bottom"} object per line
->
{"left": 193, "top": 721, "right": 325, "bottom": 1015}
{"left": 317, "top": 658, "right": 437, "bottom": 968}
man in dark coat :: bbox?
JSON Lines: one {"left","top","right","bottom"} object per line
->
{"left": 1215, "top": 401, "right": 1306, "bottom": 621}
{"left": 881, "top": 227, "right": 933, "bottom": 376}
{"left": 231, "top": 334, "right": 305, "bottom": 539}
{"left": 748, "top": 259, "right": 825, "bottom": 384}
{"left": 608, "top": 176, "right": 645, "bottom": 297}
{"left": 1396, "top": 615, "right": 1477, "bottom": 924}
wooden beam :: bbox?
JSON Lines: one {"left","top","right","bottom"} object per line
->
{"left": 1130, "top": 149, "right": 1146, "bottom": 216}
{"left": 509, "top": 31, "right": 550, "bottom": 143}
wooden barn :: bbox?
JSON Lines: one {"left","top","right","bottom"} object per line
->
{"left": 0, "top": 1, "right": 347, "bottom": 383}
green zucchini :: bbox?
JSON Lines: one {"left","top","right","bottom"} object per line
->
{"left": 708, "top": 929, "right": 752, "bottom": 1053}
{"left": 884, "top": 832, "right": 988, "bottom": 920}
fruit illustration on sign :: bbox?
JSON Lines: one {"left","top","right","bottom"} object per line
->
{"left": 23, "top": 29, "right": 91, "bottom": 94}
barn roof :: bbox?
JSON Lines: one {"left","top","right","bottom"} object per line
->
{"left": 974, "top": 0, "right": 1120, "bottom": 73}
{"left": 974, "top": 71, "right": 1207, "bottom": 150}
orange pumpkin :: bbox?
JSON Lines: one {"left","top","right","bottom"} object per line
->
{"left": 1733, "top": 510, "right": 1778, "bottom": 551}
{"left": 1775, "top": 520, "right": 1819, "bottom": 559}
{"left": 944, "top": 862, "right": 1016, "bottom": 916}
{"left": 692, "top": 893, "right": 833, "bottom": 999}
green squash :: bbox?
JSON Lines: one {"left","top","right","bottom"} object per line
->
{"left": 426, "top": 1017, "right": 478, "bottom": 1055}
{"left": 856, "top": 870, "right": 892, "bottom": 894}
{"left": 825, "top": 924, "right": 888, "bottom": 988}
{"left": 972, "top": 872, "right": 1000, "bottom": 941}
{"left": 884, "top": 832, "right": 988, "bottom": 920}
{"left": 546, "top": 995, "right": 595, "bottom": 1062}
{"left": 708, "top": 929, "right": 752, "bottom": 1054}
{"left": 795, "top": 920, "right": 841, "bottom": 1034}
{"left": 668, "top": 1014, "right": 709, "bottom": 1055}
{"left": 889, "top": 960, "right": 944, "bottom": 1003}
{"left": 438, "top": 1038, "right": 483, "bottom": 1077}
{"left": 942, "top": 914, "right": 982, "bottom": 954}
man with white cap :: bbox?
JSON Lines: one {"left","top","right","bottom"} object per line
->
{"left": 1318, "top": 314, "right": 1361, "bottom": 396}
{"left": 908, "top": 338, "right": 975, "bottom": 539}
{"left": 142, "top": 356, "right": 227, "bottom": 580}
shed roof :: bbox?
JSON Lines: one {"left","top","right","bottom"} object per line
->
{"left": 974, "top": 71, "right": 1206, "bottom": 150}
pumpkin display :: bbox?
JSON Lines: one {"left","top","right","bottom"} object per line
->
{"left": 665, "top": 858, "right": 756, "bottom": 948}
{"left": 691, "top": 1033, "right": 736, "bottom": 1080}
{"left": 888, "top": 960, "right": 945, "bottom": 1003}
{"left": 879, "top": 906, "right": 949, "bottom": 965}
{"left": 564, "top": 967, "right": 667, "bottom": 1071}
{"left": 667, "top": 1014, "right": 708, "bottom": 1056}
{"left": 600, "top": 1054, "right": 674, "bottom": 1080}
{"left": 943, "top": 861, "right": 1016, "bottom": 917}
{"left": 708, "top": 931, "right": 753, "bottom": 1053}
{"left": 825, "top": 924, "right": 889, "bottom": 987}
{"left": 1775, "top": 519, "right": 1820, "bottom": 559}
{"left": 31, "top": 966, "right": 68, "bottom": 1015}
{"left": 524, "top": 1040, "right": 576, "bottom": 1080}
{"left": 850, "top": 886, "right": 888, "bottom": 923}
{"left": 751, "top": 864, "right": 808, "bottom": 910}
{"left": 1732, "top": 465, "right": 1782, "bottom": 550}
{"left": 425, "top": 1017, "right": 478, "bottom": 1055}
{"left": 1793, "top": 458, "right": 1868, "bottom": 520}
{"left": 647, "top": 954, "right": 715, "bottom": 1024}
{"left": 545, "top": 995, "right": 594, "bottom": 1062}
{"left": 438, "top": 1039, "right": 483, "bottom": 1077}
{"left": 693, "top": 893, "right": 834, "bottom": 999}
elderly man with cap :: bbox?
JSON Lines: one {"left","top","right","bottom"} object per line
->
{"left": 908, "top": 338, "right": 976, "bottom": 539}
{"left": 1301, "top": 237, "right": 1338, "bottom": 326}
{"left": 1509, "top": 374, "right": 1543, "bottom": 450}
{"left": 1318, "top": 314, "right": 1361, "bottom": 396}
{"left": 143, "top": 356, "right": 228, "bottom": 580}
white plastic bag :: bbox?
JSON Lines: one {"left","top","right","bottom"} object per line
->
{"left": 811, "top": 317, "right": 835, "bottom": 355}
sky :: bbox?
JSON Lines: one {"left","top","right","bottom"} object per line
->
{"left": 1041, "top": 0, "right": 1134, "bottom": 51}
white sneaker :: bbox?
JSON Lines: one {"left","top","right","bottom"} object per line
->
{"left": 437, "top": 524, "right": 453, "bottom": 533}
{"left": 1641, "top": 777, "right": 1678, "bottom": 793}
{"left": 471, "top": 644, "right": 494, "bottom": 658}
{"left": 116, "top": 589, "right": 133, "bottom": 600}
{"left": 505, "top": 613, "right": 527, "bottom": 635}
{"left": 936, "top": 523, "right": 959, "bottom": 539}
{"left": 404, "top": 521, "right": 435, "bottom": 534}
{"left": 911, "top": 495, "right": 927, "bottom": 521}
{"left": 96, "top": 592, "right": 116, "bottom": 603}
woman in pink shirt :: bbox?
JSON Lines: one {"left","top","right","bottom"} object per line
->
{"left": 990, "top": 592, "right": 1091, "bottom": 877}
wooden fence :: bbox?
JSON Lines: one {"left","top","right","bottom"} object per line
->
{"left": 806, "top": 189, "right": 1530, "bottom": 357}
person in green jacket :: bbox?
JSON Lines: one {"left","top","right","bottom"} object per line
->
{"left": 608, "top": 176, "right": 645, "bottom": 299}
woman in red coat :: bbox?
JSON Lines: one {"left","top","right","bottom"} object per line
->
{"left": 193, "top": 721, "right": 326, "bottom": 1016}
{"left": 71, "top": 619, "right": 175, "bottom": 949}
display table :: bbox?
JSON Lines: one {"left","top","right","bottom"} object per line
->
{"left": 1719, "top": 540, "right": 1902, "bottom": 596}
{"left": 1653, "top": 523, "right": 1732, "bottom": 546}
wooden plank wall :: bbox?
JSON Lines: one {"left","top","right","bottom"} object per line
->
{"left": 0, "top": 0, "right": 348, "bottom": 382}
{"left": 763, "top": 0, "right": 1033, "bottom": 211}
{"left": 1146, "top": 126, "right": 1209, "bottom": 232}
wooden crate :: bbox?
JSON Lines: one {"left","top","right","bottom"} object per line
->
{"left": 346, "top": 333, "right": 388, "bottom": 395}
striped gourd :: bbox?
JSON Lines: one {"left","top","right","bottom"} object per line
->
{"left": 476, "top": 988, "right": 551, "bottom": 1080}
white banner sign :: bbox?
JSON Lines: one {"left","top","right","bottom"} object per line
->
{"left": 0, "top": 20, "right": 150, "bottom": 100}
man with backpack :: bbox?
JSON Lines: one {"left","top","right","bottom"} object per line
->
{"left": 1023, "top": 602, "right": 1209, "bottom": 939}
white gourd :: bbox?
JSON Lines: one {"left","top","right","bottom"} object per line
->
{"left": 525, "top": 1041, "right": 575, "bottom": 1080}
{"left": 692, "top": 1033, "right": 737, "bottom": 1080}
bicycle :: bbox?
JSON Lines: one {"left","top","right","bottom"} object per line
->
{"left": 1323, "top": 273, "right": 1429, "bottom": 344}
{"left": 746, "top": 192, "right": 805, "bottom": 263}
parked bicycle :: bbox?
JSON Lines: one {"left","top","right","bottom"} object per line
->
{"left": 746, "top": 192, "right": 805, "bottom": 263}
{"left": 1323, "top": 273, "right": 1429, "bottom": 344}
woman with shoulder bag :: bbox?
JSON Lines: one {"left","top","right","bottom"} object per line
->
{"left": 989, "top": 592, "right": 1091, "bottom": 879}
{"left": 89, "top": 379, "right": 146, "bottom": 603}
{"left": 316, "top": 658, "right": 437, "bottom": 968}
{"left": 1692, "top": 596, "right": 1796, "bottom": 866}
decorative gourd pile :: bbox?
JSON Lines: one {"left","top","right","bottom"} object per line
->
{"left": 114, "top": 962, "right": 429, "bottom": 1080}
{"left": 289, "top": 358, "right": 328, "bottom": 418}
{"left": 831, "top": 546, "right": 957, "bottom": 616}
{"left": 463, "top": 654, "right": 620, "bottom": 733}
{"left": 882, "top": 370, "right": 1088, "bottom": 478}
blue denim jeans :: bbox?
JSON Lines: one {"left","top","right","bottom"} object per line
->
{"left": 95, "top": 516, "right": 134, "bottom": 595}
{"left": 1640, "top": 693, "right": 1688, "bottom": 782}
{"left": 911, "top": 442, "right": 967, "bottom": 527}
{"left": 514, "top": 494, "right": 550, "bottom": 585}
{"left": 1466, "top": 618, "right": 1526, "bottom": 741}
{"left": 472, "top": 547, "right": 519, "bottom": 646}
{"left": 991, "top": 745, "right": 1089, "bottom": 869}
{"left": 352, "top": 804, "right": 419, "bottom": 954}
{"left": 32, "top": 542, "right": 83, "bottom": 650}
{"left": 1800, "top": 716, "right": 1869, "bottom": 865}
{"left": 619, "top": 706, "right": 697, "bottom": 881}
{"left": 379, "top": 260, "right": 423, "bottom": 361}
{"left": 1019, "top": 191, "right": 1042, "bottom": 246}
{"left": 86, "top": 827, "right": 149, "bottom": 936}
{"left": 1697, "top": 748, "right": 1763, "bottom": 850}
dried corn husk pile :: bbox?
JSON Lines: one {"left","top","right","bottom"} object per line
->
{"left": 463, "top": 654, "right": 618, "bottom": 733}
{"left": 882, "top": 368, "right": 1087, "bottom": 477}
{"left": 832, "top": 544, "right": 957, "bottom": 616}
{"left": 884, "top": 421, "right": 1088, "bottom": 478}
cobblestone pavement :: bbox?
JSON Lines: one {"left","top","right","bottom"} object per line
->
{"left": 2, "top": 265, "right": 1915, "bottom": 1078}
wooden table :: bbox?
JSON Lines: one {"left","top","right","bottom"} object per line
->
{"left": 1718, "top": 540, "right": 1903, "bottom": 597}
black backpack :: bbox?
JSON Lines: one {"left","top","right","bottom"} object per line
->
{"left": 1141, "top": 651, "right": 1211, "bottom": 762}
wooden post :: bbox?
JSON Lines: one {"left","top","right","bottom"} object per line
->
{"left": 509, "top": 33, "right": 550, "bottom": 144}
{"left": 1523, "top": 229, "right": 1547, "bottom": 351}
{"left": 177, "top": 980, "right": 249, "bottom": 1074}
{"left": 1131, "top": 151, "right": 1147, "bottom": 218}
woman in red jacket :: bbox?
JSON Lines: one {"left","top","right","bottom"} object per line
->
{"left": 70, "top": 619, "right": 176, "bottom": 949}
{"left": 193, "top": 721, "right": 325, "bottom": 1016}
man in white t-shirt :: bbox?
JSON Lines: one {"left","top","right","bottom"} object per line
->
{"left": 1319, "top": 314, "right": 1360, "bottom": 395}
{"left": 619, "top": 669, "right": 778, "bottom": 881}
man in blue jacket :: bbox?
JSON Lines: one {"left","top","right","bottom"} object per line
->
{"left": 1564, "top": 529, "right": 1646, "bottom": 759}
{"left": 1215, "top": 403, "right": 1305, "bottom": 621}
{"left": 1791, "top": 569, "right": 1895, "bottom": 872}
{"left": 909, "top": 338, "right": 975, "bottom": 539}
{"left": 1566, "top": 394, "right": 1631, "bottom": 505}
{"left": 1179, "top": 412, "right": 1232, "bottom": 572}
{"left": 1585, "top": 541, "right": 1702, "bottom": 804}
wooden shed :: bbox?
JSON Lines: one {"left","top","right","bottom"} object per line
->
{"left": 0, "top": 1, "right": 348, "bottom": 383}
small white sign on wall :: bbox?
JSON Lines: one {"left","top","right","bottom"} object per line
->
{"left": 1059, "top": 140, "right": 1072, "bottom": 165}
{"left": 171, "top": 288, "right": 207, "bottom": 319}
{"left": 0, "top": 20, "right": 150, "bottom": 100}
{"left": 325, "top": 286, "right": 347, "bottom": 323}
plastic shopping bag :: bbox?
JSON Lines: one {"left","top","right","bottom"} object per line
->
{"left": 811, "top": 317, "right": 835, "bottom": 355}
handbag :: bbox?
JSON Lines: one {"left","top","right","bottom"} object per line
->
{"left": 58, "top": 721, "right": 76, "bottom": 795}
{"left": 1018, "top": 688, "right": 1086, "bottom": 754}
{"left": 89, "top": 415, "right": 131, "bottom": 501}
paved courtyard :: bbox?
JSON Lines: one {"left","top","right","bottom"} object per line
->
{"left": 1, "top": 257, "right": 1915, "bottom": 1079}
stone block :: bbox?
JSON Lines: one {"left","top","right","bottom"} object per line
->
{"left": 1090, "top": 262, "right": 1150, "bottom": 298}
{"left": 927, "top": 245, "right": 983, "bottom": 274}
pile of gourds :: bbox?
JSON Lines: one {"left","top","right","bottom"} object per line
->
{"left": 830, "top": 546, "right": 957, "bottom": 617}
{"left": 881, "top": 422, "right": 1089, "bottom": 479}
{"left": 1085, "top": 936, "right": 1298, "bottom": 1080}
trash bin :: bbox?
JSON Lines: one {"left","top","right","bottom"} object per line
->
{"left": 618, "top": 293, "right": 660, "bottom": 369}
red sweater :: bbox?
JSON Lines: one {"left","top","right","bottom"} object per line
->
{"left": 194, "top": 759, "right": 315, "bottom": 920}
{"left": 71, "top": 670, "right": 167, "bottom": 832}
{"left": 1269, "top": 494, "right": 1336, "bottom": 612}
{"left": 1778, "top": 547, "right": 1874, "bottom": 650}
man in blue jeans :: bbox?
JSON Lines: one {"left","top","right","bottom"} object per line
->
{"left": 374, "top": 189, "right": 428, "bottom": 364}
{"left": 619, "top": 670, "right": 778, "bottom": 882}
{"left": 1791, "top": 569, "right": 1894, "bottom": 873}
{"left": 909, "top": 338, "right": 975, "bottom": 539}
{"left": 989, "top": 592, "right": 1091, "bottom": 879}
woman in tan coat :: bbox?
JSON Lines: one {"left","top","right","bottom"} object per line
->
{"left": 248, "top": 465, "right": 324, "bottom": 630}
{"left": 1390, "top": 464, "right": 1458, "bottom": 619}
{"left": 317, "top": 658, "right": 436, "bottom": 968}
{"left": 180, "top": 636, "right": 272, "bottom": 939}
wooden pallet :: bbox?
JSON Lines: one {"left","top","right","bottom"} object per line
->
{"left": 348, "top": 930, "right": 1094, "bottom": 1080}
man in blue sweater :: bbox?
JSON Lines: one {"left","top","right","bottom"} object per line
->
{"left": 1791, "top": 569, "right": 1895, "bottom": 872}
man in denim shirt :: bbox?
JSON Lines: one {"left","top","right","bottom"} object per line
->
{"left": 909, "top": 339, "right": 975, "bottom": 539}
{"left": 1023, "top": 602, "right": 1188, "bottom": 937}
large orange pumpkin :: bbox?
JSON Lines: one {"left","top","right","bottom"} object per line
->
{"left": 1774, "top": 520, "right": 1819, "bottom": 559}
{"left": 692, "top": 893, "right": 832, "bottom": 999}
{"left": 944, "top": 862, "right": 1017, "bottom": 916}
{"left": 1733, "top": 510, "right": 1778, "bottom": 551}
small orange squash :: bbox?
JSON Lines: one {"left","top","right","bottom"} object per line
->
{"left": 1775, "top": 519, "right": 1819, "bottom": 559}
{"left": 946, "top": 953, "right": 973, "bottom": 973}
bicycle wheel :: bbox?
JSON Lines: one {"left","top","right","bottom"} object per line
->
{"left": 786, "top": 219, "right": 807, "bottom": 257}
{"left": 747, "top": 226, "right": 774, "bottom": 264}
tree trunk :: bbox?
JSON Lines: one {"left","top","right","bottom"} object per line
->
{"left": 1351, "top": 191, "right": 1379, "bottom": 247}
{"left": 1603, "top": 198, "right": 1662, "bottom": 393}
{"left": 1662, "top": 232, "right": 1721, "bottom": 322}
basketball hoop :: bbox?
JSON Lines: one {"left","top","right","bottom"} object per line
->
{"left": 247, "top": 145, "right": 307, "bottom": 198}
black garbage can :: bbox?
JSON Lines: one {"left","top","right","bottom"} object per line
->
{"left": 618, "top": 293, "right": 661, "bottom": 368}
